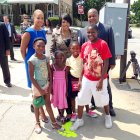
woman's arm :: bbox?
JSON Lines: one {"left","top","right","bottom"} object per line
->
{"left": 20, "top": 32, "right": 30, "bottom": 60}
{"left": 50, "top": 33, "right": 56, "bottom": 59}
{"left": 47, "top": 62, "right": 53, "bottom": 94}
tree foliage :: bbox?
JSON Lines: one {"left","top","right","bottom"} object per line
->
{"left": 73, "top": 0, "right": 111, "bottom": 21}
{"left": 131, "top": 0, "right": 140, "bottom": 25}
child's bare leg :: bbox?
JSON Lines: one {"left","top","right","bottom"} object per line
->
{"left": 85, "top": 104, "right": 89, "bottom": 113}
{"left": 34, "top": 106, "right": 40, "bottom": 124}
{"left": 34, "top": 105, "right": 42, "bottom": 133}
{"left": 71, "top": 98, "right": 76, "bottom": 113}
{"left": 104, "top": 105, "right": 110, "bottom": 115}
{"left": 44, "top": 94, "right": 56, "bottom": 123}
{"left": 78, "top": 105, "right": 84, "bottom": 119}
{"left": 45, "top": 94, "right": 64, "bottom": 130}
{"left": 59, "top": 109, "right": 64, "bottom": 117}
{"left": 39, "top": 107, "right": 48, "bottom": 122}
{"left": 59, "top": 109, "right": 65, "bottom": 124}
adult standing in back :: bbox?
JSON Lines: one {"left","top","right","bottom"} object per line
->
{"left": 44, "top": 19, "right": 53, "bottom": 57}
{"left": 0, "top": 22, "right": 12, "bottom": 87}
{"left": 20, "top": 9, "right": 46, "bottom": 88}
{"left": 80, "top": 8, "right": 116, "bottom": 116}
{"left": 3, "top": 15, "right": 17, "bottom": 61}
{"left": 20, "top": 14, "right": 31, "bottom": 35}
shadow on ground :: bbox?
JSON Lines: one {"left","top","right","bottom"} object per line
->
{"left": 30, "top": 107, "right": 140, "bottom": 140}
{"left": 111, "top": 78, "right": 140, "bottom": 92}
{"left": 0, "top": 85, "right": 31, "bottom": 97}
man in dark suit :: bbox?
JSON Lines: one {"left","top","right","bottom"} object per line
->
{"left": 3, "top": 15, "right": 17, "bottom": 61}
{"left": 80, "top": 8, "right": 116, "bottom": 116}
{"left": 0, "top": 22, "right": 12, "bottom": 87}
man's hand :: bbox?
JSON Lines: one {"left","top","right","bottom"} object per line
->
{"left": 110, "top": 65, "right": 115, "bottom": 70}
{"left": 6, "top": 50, "right": 10, "bottom": 56}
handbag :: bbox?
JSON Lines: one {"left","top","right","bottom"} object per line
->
{"left": 71, "top": 80, "right": 79, "bottom": 92}
{"left": 33, "top": 96, "right": 45, "bottom": 108}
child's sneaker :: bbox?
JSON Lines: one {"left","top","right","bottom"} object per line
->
{"left": 70, "top": 118, "right": 84, "bottom": 131}
{"left": 105, "top": 115, "right": 112, "bottom": 129}
{"left": 86, "top": 110, "right": 98, "bottom": 118}
{"left": 70, "top": 113, "right": 77, "bottom": 122}
{"left": 35, "top": 122, "right": 42, "bottom": 134}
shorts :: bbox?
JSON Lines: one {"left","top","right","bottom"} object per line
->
{"left": 68, "top": 74, "right": 79, "bottom": 99}
{"left": 77, "top": 76, "right": 109, "bottom": 107}
{"left": 32, "top": 82, "right": 49, "bottom": 97}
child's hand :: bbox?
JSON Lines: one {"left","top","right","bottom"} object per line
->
{"left": 40, "top": 89, "right": 46, "bottom": 96}
{"left": 96, "top": 79, "right": 103, "bottom": 91}
{"left": 48, "top": 86, "right": 53, "bottom": 95}
{"left": 66, "top": 92, "right": 68, "bottom": 97}
{"left": 78, "top": 81, "right": 82, "bottom": 91}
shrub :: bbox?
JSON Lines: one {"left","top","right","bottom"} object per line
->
{"left": 48, "top": 17, "right": 60, "bottom": 28}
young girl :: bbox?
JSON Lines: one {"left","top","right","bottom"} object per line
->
{"left": 28, "top": 38, "right": 64, "bottom": 134}
{"left": 71, "top": 25, "right": 112, "bottom": 131}
{"left": 51, "top": 51, "right": 68, "bottom": 123}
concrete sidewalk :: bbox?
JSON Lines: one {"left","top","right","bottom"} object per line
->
{"left": 0, "top": 48, "right": 140, "bottom": 140}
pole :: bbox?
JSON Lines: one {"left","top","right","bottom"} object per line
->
{"left": 80, "top": 14, "right": 82, "bottom": 27}
{"left": 119, "top": 0, "right": 130, "bottom": 82}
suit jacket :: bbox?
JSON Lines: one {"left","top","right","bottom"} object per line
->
{"left": 9, "top": 23, "right": 17, "bottom": 42}
{"left": 0, "top": 22, "right": 10, "bottom": 55}
{"left": 80, "top": 22, "right": 116, "bottom": 66}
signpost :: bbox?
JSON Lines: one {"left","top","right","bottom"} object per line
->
{"left": 78, "top": 5, "right": 84, "bottom": 14}
{"left": 78, "top": 5, "right": 84, "bottom": 27}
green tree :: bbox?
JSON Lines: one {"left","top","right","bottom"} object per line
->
{"left": 131, "top": 0, "right": 140, "bottom": 25}
{"left": 73, "top": 0, "right": 111, "bottom": 21}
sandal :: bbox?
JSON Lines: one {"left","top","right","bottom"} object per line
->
{"left": 35, "top": 122, "right": 42, "bottom": 134}
{"left": 56, "top": 115, "right": 61, "bottom": 122}
{"left": 60, "top": 117, "right": 66, "bottom": 124}
{"left": 65, "top": 117, "right": 70, "bottom": 122}
{"left": 42, "top": 117, "right": 49, "bottom": 123}
{"left": 42, "top": 118, "right": 49, "bottom": 128}
{"left": 51, "top": 122, "right": 65, "bottom": 131}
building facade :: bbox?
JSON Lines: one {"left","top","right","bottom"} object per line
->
{"left": 0, "top": 0, "right": 72, "bottom": 25}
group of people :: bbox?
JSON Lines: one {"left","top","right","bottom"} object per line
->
{"left": 0, "top": 7, "right": 116, "bottom": 134}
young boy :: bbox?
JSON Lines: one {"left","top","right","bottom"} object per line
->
{"left": 70, "top": 25, "right": 112, "bottom": 130}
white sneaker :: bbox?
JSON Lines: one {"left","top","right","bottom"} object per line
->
{"left": 70, "top": 119, "right": 84, "bottom": 131}
{"left": 105, "top": 115, "right": 112, "bottom": 129}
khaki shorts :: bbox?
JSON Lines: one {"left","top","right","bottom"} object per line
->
{"left": 32, "top": 82, "right": 49, "bottom": 97}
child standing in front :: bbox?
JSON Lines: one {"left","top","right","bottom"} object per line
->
{"left": 71, "top": 25, "right": 112, "bottom": 131}
{"left": 51, "top": 51, "right": 68, "bottom": 123}
{"left": 66, "top": 41, "right": 83, "bottom": 122}
{"left": 66, "top": 41, "right": 97, "bottom": 122}
{"left": 28, "top": 38, "right": 64, "bottom": 134}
